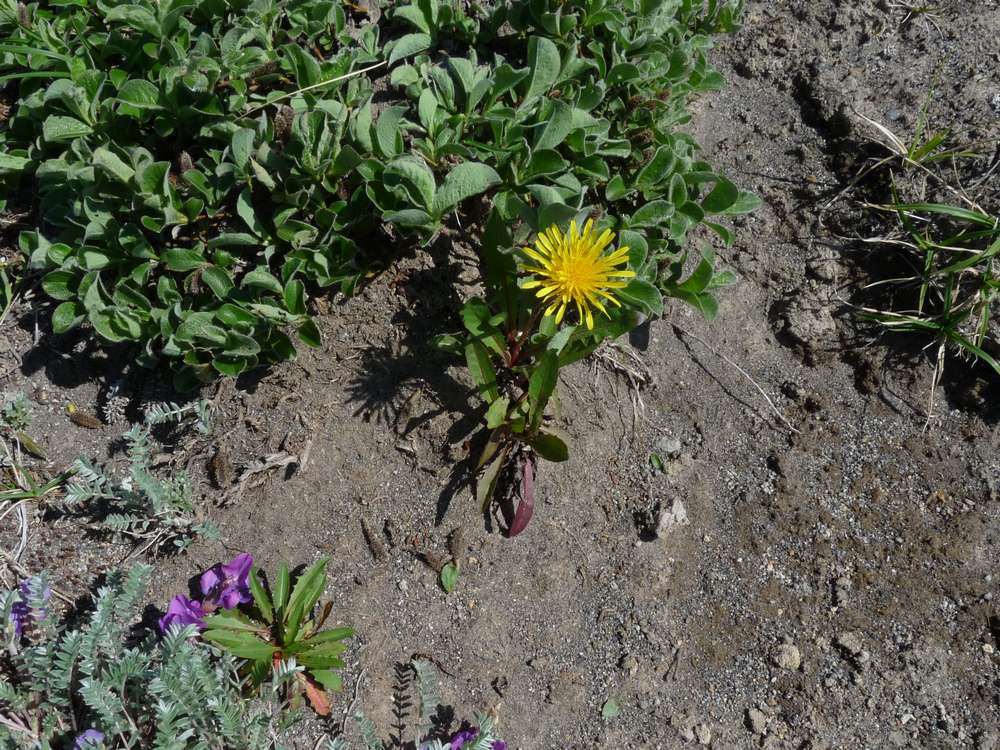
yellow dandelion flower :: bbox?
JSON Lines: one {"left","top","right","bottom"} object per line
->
{"left": 519, "top": 219, "right": 635, "bottom": 330}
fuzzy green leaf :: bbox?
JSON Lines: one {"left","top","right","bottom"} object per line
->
{"left": 432, "top": 162, "right": 500, "bottom": 216}
{"left": 388, "top": 33, "right": 432, "bottom": 66}
{"left": 523, "top": 36, "right": 560, "bottom": 104}
{"left": 116, "top": 79, "right": 162, "bottom": 110}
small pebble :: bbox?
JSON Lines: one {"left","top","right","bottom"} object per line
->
{"left": 772, "top": 643, "right": 801, "bottom": 671}
{"left": 746, "top": 708, "right": 767, "bottom": 735}
{"left": 695, "top": 723, "right": 711, "bottom": 746}
{"left": 835, "top": 631, "right": 863, "bottom": 655}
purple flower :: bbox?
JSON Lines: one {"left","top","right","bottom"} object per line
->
{"left": 74, "top": 729, "right": 105, "bottom": 749}
{"left": 158, "top": 595, "right": 206, "bottom": 633}
{"left": 11, "top": 579, "right": 50, "bottom": 637}
{"left": 491, "top": 742, "right": 507, "bottom": 750}
{"left": 449, "top": 728, "right": 478, "bottom": 750}
{"left": 199, "top": 553, "right": 253, "bottom": 609}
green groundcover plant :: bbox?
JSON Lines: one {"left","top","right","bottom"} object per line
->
{"left": 0, "top": 0, "right": 753, "bottom": 386}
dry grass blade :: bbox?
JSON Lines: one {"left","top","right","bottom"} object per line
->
{"left": 671, "top": 323, "right": 800, "bottom": 434}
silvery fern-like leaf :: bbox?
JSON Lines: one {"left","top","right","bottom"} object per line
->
{"left": 79, "top": 676, "right": 128, "bottom": 732}
{"left": 272, "top": 657, "right": 305, "bottom": 687}
{"left": 411, "top": 658, "right": 440, "bottom": 738}
{"left": 355, "top": 711, "right": 385, "bottom": 750}
{"left": 468, "top": 713, "right": 496, "bottom": 750}
{"left": 144, "top": 400, "right": 213, "bottom": 433}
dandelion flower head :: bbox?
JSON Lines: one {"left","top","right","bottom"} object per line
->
{"left": 519, "top": 220, "right": 635, "bottom": 330}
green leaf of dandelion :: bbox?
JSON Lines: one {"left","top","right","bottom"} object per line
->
{"left": 384, "top": 156, "right": 437, "bottom": 213}
{"left": 528, "top": 350, "right": 558, "bottom": 427}
{"left": 464, "top": 340, "right": 499, "bottom": 401}
{"left": 388, "top": 33, "right": 432, "bottom": 66}
{"left": 701, "top": 177, "right": 739, "bottom": 214}
{"left": 375, "top": 105, "right": 407, "bottom": 158}
{"left": 617, "top": 278, "right": 663, "bottom": 317}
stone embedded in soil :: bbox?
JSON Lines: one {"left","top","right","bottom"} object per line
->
{"left": 656, "top": 498, "right": 689, "bottom": 536}
{"left": 773, "top": 643, "right": 802, "bottom": 671}
{"left": 780, "top": 293, "right": 836, "bottom": 362}
{"left": 695, "top": 723, "right": 712, "bottom": 746}
{"left": 619, "top": 653, "right": 639, "bottom": 675}
{"left": 833, "top": 575, "right": 852, "bottom": 606}
{"left": 656, "top": 435, "right": 683, "bottom": 458}
{"left": 835, "top": 631, "right": 863, "bottom": 656}
{"left": 746, "top": 708, "right": 768, "bottom": 735}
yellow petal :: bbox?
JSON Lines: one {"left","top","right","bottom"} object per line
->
{"left": 523, "top": 246, "right": 548, "bottom": 263}
{"left": 554, "top": 299, "right": 568, "bottom": 323}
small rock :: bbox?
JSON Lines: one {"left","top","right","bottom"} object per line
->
{"left": 746, "top": 708, "right": 768, "bottom": 735}
{"left": 833, "top": 576, "right": 852, "bottom": 605}
{"left": 781, "top": 294, "right": 836, "bottom": 363}
{"left": 695, "top": 724, "right": 711, "bottom": 746}
{"left": 773, "top": 643, "right": 801, "bottom": 671}
{"left": 835, "top": 631, "right": 863, "bottom": 655}
{"left": 620, "top": 654, "right": 639, "bottom": 675}
{"left": 528, "top": 655, "right": 552, "bottom": 671}
{"left": 397, "top": 579, "right": 409, "bottom": 593}
{"left": 656, "top": 498, "right": 689, "bottom": 536}
{"left": 656, "top": 436, "right": 682, "bottom": 458}
{"left": 669, "top": 714, "right": 695, "bottom": 743}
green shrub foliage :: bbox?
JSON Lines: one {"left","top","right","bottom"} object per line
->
{"left": 0, "top": 0, "right": 754, "bottom": 388}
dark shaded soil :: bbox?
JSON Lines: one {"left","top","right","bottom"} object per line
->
{"left": 1, "top": 1, "right": 999, "bottom": 748}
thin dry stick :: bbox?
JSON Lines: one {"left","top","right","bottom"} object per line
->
{"left": 338, "top": 666, "right": 367, "bottom": 737}
{"left": 671, "top": 322, "right": 800, "bottom": 435}
{"left": 923, "top": 340, "right": 946, "bottom": 433}
{"left": 243, "top": 61, "right": 387, "bottom": 117}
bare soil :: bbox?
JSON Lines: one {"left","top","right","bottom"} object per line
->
{"left": 2, "top": 1, "right": 999, "bottom": 748}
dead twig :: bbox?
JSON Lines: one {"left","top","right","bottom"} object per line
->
{"left": 224, "top": 452, "right": 299, "bottom": 503}
{"left": 337, "top": 667, "right": 367, "bottom": 738}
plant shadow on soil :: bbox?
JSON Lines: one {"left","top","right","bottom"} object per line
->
{"left": 341, "top": 236, "right": 495, "bottom": 527}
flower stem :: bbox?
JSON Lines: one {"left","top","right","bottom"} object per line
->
{"left": 509, "top": 306, "right": 543, "bottom": 366}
